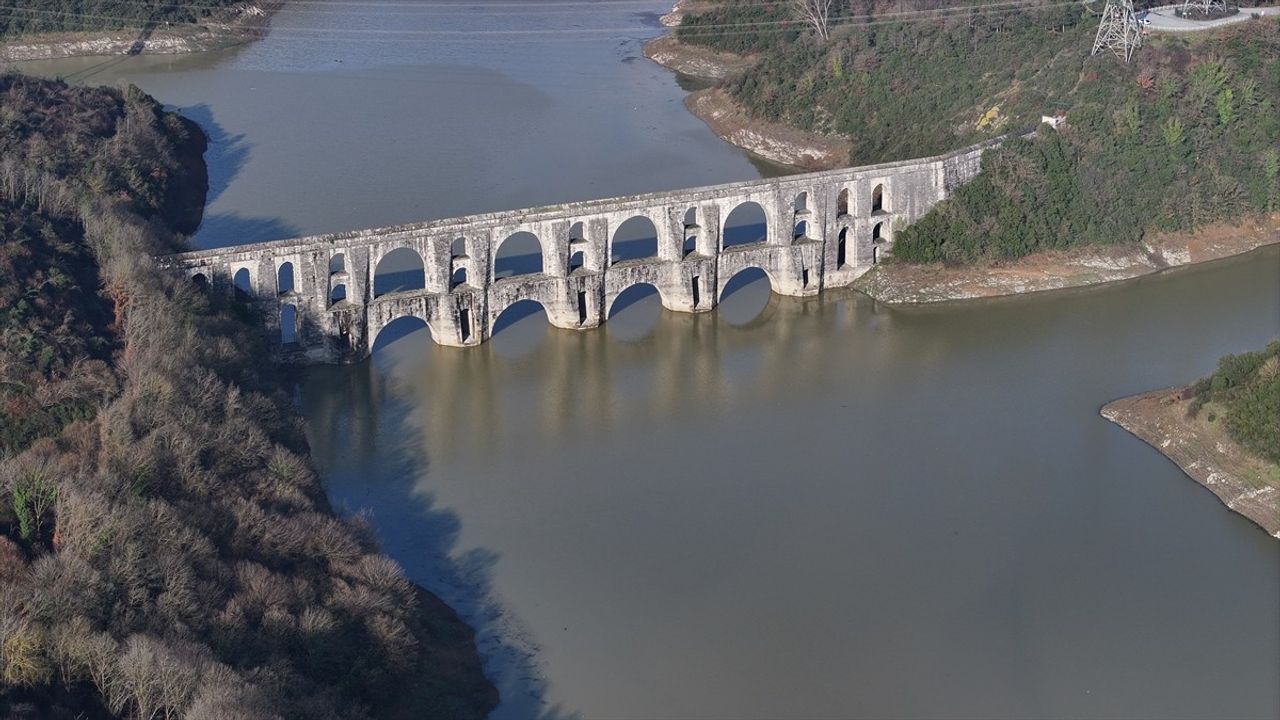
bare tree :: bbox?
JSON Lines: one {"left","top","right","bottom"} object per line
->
{"left": 792, "top": 0, "right": 836, "bottom": 41}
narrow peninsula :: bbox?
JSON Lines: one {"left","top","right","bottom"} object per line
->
{"left": 1103, "top": 343, "right": 1280, "bottom": 539}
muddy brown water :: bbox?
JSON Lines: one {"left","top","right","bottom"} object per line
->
{"left": 18, "top": 2, "right": 1280, "bottom": 718}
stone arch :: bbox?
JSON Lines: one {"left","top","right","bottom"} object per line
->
{"left": 373, "top": 246, "right": 426, "bottom": 297}
{"left": 191, "top": 272, "right": 209, "bottom": 289}
{"left": 837, "top": 227, "right": 849, "bottom": 268}
{"left": 451, "top": 236, "right": 467, "bottom": 258}
{"left": 567, "top": 221, "right": 587, "bottom": 273}
{"left": 607, "top": 282, "right": 666, "bottom": 319}
{"left": 451, "top": 267, "right": 468, "bottom": 290}
{"left": 330, "top": 283, "right": 347, "bottom": 303}
{"left": 793, "top": 191, "right": 810, "bottom": 242}
{"left": 495, "top": 231, "right": 544, "bottom": 279}
{"left": 682, "top": 207, "right": 698, "bottom": 256}
{"left": 277, "top": 262, "right": 295, "bottom": 295}
{"left": 610, "top": 215, "right": 659, "bottom": 265}
{"left": 722, "top": 201, "right": 768, "bottom": 250}
{"left": 372, "top": 315, "right": 431, "bottom": 354}
{"left": 837, "top": 187, "right": 850, "bottom": 217}
{"left": 718, "top": 265, "right": 778, "bottom": 301}
{"left": 233, "top": 268, "right": 252, "bottom": 299}
{"left": 717, "top": 266, "right": 776, "bottom": 326}
{"left": 280, "top": 303, "right": 298, "bottom": 345}
{"left": 871, "top": 183, "right": 885, "bottom": 214}
{"left": 329, "top": 253, "right": 345, "bottom": 274}
{"left": 491, "top": 298, "right": 548, "bottom": 337}
{"left": 872, "top": 221, "right": 885, "bottom": 243}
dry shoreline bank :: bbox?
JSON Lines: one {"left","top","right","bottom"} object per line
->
{"left": 851, "top": 215, "right": 1280, "bottom": 304}
{"left": 0, "top": 0, "right": 283, "bottom": 61}
{"left": 645, "top": 4, "right": 1279, "bottom": 306}
{"left": 1102, "top": 388, "right": 1280, "bottom": 539}
{"left": 643, "top": 1, "right": 848, "bottom": 169}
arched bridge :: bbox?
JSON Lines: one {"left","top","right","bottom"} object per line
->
{"left": 159, "top": 139, "right": 998, "bottom": 363}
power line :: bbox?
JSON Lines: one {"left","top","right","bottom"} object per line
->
{"left": 0, "top": 0, "right": 1085, "bottom": 41}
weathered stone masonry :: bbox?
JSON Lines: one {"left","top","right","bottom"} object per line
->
{"left": 159, "top": 139, "right": 998, "bottom": 363}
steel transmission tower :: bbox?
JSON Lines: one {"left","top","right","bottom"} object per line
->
{"left": 1091, "top": 0, "right": 1142, "bottom": 62}
{"left": 1180, "top": 0, "right": 1226, "bottom": 17}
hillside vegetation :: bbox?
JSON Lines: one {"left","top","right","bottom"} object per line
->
{"left": 0, "top": 73, "right": 494, "bottom": 719}
{"left": 677, "top": 2, "right": 1280, "bottom": 263}
{"left": 1188, "top": 341, "right": 1280, "bottom": 464}
{"left": 0, "top": 0, "right": 244, "bottom": 39}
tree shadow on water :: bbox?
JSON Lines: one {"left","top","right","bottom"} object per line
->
{"left": 196, "top": 213, "right": 299, "bottom": 248}
{"left": 302, "top": 361, "right": 578, "bottom": 720}
{"left": 180, "top": 103, "right": 247, "bottom": 206}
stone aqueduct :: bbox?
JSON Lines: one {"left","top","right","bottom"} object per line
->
{"left": 160, "top": 139, "right": 998, "bottom": 363}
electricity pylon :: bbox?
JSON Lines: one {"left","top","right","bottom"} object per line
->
{"left": 1180, "top": 0, "right": 1225, "bottom": 17}
{"left": 1091, "top": 0, "right": 1143, "bottom": 62}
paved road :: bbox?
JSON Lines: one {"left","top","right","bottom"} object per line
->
{"left": 1143, "top": 3, "right": 1279, "bottom": 32}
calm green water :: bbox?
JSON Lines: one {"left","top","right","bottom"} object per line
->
{"left": 20, "top": 3, "right": 1280, "bottom": 719}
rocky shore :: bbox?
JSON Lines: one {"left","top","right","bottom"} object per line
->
{"left": 0, "top": 1, "right": 282, "bottom": 61}
{"left": 852, "top": 214, "right": 1280, "bottom": 304}
{"left": 644, "top": 1, "right": 849, "bottom": 169}
{"left": 1102, "top": 388, "right": 1280, "bottom": 539}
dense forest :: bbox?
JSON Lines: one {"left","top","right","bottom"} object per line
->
{"left": 677, "top": 1, "right": 1280, "bottom": 263}
{"left": 0, "top": 73, "right": 495, "bottom": 719}
{"left": 0, "top": 0, "right": 244, "bottom": 39}
{"left": 1188, "top": 342, "right": 1280, "bottom": 464}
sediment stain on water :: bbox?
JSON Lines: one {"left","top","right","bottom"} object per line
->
{"left": 19, "top": 2, "right": 1280, "bottom": 718}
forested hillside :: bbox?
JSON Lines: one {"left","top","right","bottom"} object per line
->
{"left": 0, "top": 0, "right": 244, "bottom": 39}
{"left": 1188, "top": 342, "right": 1280, "bottom": 464}
{"left": 677, "top": 2, "right": 1280, "bottom": 263}
{"left": 0, "top": 74, "right": 494, "bottom": 719}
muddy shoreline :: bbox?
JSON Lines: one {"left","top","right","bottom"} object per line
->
{"left": 1102, "top": 388, "right": 1280, "bottom": 539}
{"left": 851, "top": 215, "right": 1280, "bottom": 305}
{"left": 0, "top": 1, "right": 283, "bottom": 61}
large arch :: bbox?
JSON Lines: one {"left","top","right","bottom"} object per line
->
{"left": 718, "top": 265, "right": 777, "bottom": 302}
{"left": 374, "top": 247, "right": 426, "bottom": 298}
{"left": 871, "top": 183, "right": 886, "bottom": 214}
{"left": 491, "top": 298, "right": 548, "bottom": 337}
{"left": 495, "top": 231, "right": 544, "bottom": 278}
{"left": 277, "top": 262, "right": 295, "bottom": 295}
{"left": 371, "top": 315, "right": 431, "bottom": 354}
{"left": 233, "top": 268, "right": 252, "bottom": 299}
{"left": 722, "top": 201, "right": 768, "bottom": 249}
{"left": 329, "top": 253, "right": 345, "bottom": 274}
{"left": 610, "top": 215, "right": 659, "bottom": 265}
{"left": 717, "top": 266, "right": 775, "bottom": 326}
{"left": 607, "top": 282, "right": 664, "bottom": 319}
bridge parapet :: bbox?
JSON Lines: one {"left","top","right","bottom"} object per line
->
{"left": 159, "top": 138, "right": 999, "bottom": 363}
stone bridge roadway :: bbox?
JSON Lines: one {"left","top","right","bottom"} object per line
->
{"left": 159, "top": 138, "right": 999, "bottom": 363}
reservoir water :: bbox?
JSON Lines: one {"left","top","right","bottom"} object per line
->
{"left": 19, "top": 3, "right": 1280, "bottom": 718}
